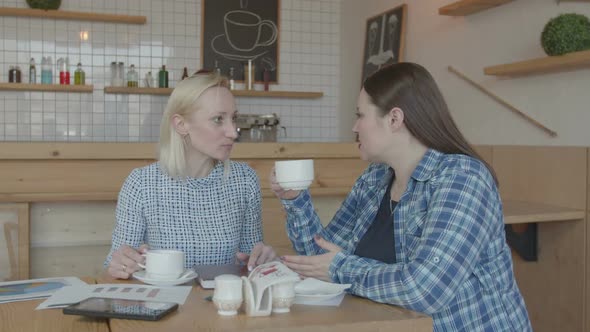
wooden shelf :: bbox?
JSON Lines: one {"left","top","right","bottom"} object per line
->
{"left": 503, "top": 200, "right": 585, "bottom": 224}
{"left": 439, "top": 0, "right": 515, "bottom": 16}
{"left": 0, "top": 7, "right": 146, "bottom": 24}
{"left": 232, "top": 90, "right": 323, "bottom": 98}
{"left": 104, "top": 87, "right": 323, "bottom": 99}
{"left": 0, "top": 83, "right": 93, "bottom": 93}
{"left": 104, "top": 86, "right": 172, "bottom": 95}
{"left": 484, "top": 49, "right": 590, "bottom": 76}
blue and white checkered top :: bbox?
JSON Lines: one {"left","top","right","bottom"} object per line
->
{"left": 282, "top": 149, "right": 532, "bottom": 332}
{"left": 105, "top": 161, "right": 263, "bottom": 268}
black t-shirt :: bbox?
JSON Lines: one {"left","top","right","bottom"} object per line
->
{"left": 354, "top": 177, "right": 397, "bottom": 264}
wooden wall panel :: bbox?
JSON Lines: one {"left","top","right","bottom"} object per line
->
{"left": 30, "top": 202, "right": 115, "bottom": 248}
{"left": 0, "top": 160, "right": 152, "bottom": 201}
{"left": 30, "top": 245, "right": 111, "bottom": 278}
{"left": 474, "top": 145, "right": 493, "bottom": 165}
{"left": 261, "top": 196, "right": 347, "bottom": 255}
{"left": 492, "top": 146, "right": 587, "bottom": 332}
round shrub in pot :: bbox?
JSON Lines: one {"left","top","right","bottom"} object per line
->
{"left": 541, "top": 13, "right": 590, "bottom": 56}
{"left": 26, "top": 0, "right": 61, "bottom": 10}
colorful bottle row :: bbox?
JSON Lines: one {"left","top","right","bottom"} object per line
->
{"left": 8, "top": 57, "right": 86, "bottom": 85}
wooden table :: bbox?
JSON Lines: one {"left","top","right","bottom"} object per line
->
{"left": 98, "top": 275, "right": 432, "bottom": 332}
{"left": 0, "top": 277, "right": 109, "bottom": 332}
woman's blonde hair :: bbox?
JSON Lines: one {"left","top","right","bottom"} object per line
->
{"left": 158, "top": 72, "right": 229, "bottom": 179}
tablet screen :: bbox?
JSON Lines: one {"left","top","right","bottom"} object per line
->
{"left": 63, "top": 297, "right": 178, "bottom": 321}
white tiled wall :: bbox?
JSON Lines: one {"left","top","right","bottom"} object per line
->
{"left": 0, "top": 0, "right": 341, "bottom": 142}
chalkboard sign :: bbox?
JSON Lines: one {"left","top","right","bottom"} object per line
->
{"left": 201, "top": 0, "right": 280, "bottom": 83}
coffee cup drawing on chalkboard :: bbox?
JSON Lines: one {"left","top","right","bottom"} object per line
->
{"left": 211, "top": 10, "right": 278, "bottom": 61}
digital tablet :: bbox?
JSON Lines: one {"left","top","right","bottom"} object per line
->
{"left": 63, "top": 297, "right": 178, "bottom": 321}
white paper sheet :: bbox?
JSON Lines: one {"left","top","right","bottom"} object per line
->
{"left": 0, "top": 277, "right": 87, "bottom": 304}
{"left": 36, "top": 283, "right": 192, "bottom": 310}
{"left": 293, "top": 292, "right": 346, "bottom": 306}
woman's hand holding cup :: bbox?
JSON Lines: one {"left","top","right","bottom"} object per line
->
{"left": 107, "top": 244, "right": 148, "bottom": 279}
{"left": 270, "top": 160, "right": 314, "bottom": 200}
{"left": 270, "top": 167, "right": 301, "bottom": 200}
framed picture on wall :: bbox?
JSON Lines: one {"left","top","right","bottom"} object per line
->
{"left": 201, "top": 0, "right": 280, "bottom": 83}
{"left": 361, "top": 4, "right": 407, "bottom": 84}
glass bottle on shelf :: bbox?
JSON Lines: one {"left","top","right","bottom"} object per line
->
{"left": 127, "top": 64, "right": 138, "bottom": 87}
{"left": 214, "top": 60, "right": 221, "bottom": 76}
{"left": 144, "top": 71, "right": 154, "bottom": 88}
{"left": 117, "top": 62, "right": 124, "bottom": 86}
{"left": 14, "top": 66, "right": 22, "bottom": 83}
{"left": 181, "top": 67, "right": 189, "bottom": 80}
{"left": 263, "top": 68, "right": 270, "bottom": 91}
{"left": 8, "top": 66, "right": 15, "bottom": 83}
{"left": 74, "top": 62, "right": 85, "bottom": 85}
{"left": 65, "top": 57, "right": 70, "bottom": 84}
{"left": 228, "top": 67, "right": 235, "bottom": 90}
{"left": 58, "top": 57, "right": 70, "bottom": 85}
{"left": 29, "top": 58, "right": 37, "bottom": 84}
{"left": 110, "top": 62, "right": 117, "bottom": 86}
{"left": 244, "top": 60, "right": 255, "bottom": 90}
{"left": 41, "top": 56, "right": 53, "bottom": 84}
{"left": 158, "top": 65, "right": 168, "bottom": 88}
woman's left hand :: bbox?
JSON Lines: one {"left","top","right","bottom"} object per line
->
{"left": 281, "top": 235, "right": 342, "bottom": 282}
{"left": 236, "top": 242, "right": 278, "bottom": 271}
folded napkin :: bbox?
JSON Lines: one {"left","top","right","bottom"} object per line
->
{"left": 294, "top": 278, "right": 351, "bottom": 296}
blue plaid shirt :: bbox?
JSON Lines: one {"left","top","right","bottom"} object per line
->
{"left": 282, "top": 149, "right": 532, "bottom": 331}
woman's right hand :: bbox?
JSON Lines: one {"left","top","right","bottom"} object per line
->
{"left": 270, "top": 167, "right": 301, "bottom": 200}
{"left": 107, "top": 244, "right": 148, "bottom": 279}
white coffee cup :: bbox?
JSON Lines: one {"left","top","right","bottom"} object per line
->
{"left": 275, "top": 159, "right": 314, "bottom": 190}
{"left": 138, "top": 249, "right": 184, "bottom": 281}
{"left": 213, "top": 274, "right": 243, "bottom": 316}
{"left": 271, "top": 281, "right": 296, "bottom": 313}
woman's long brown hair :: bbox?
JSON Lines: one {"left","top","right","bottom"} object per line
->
{"left": 363, "top": 63, "right": 498, "bottom": 185}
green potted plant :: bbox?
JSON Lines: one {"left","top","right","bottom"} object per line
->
{"left": 26, "top": 0, "right": 61, "bottom": 10}
{"left": 541, "top": 13, "right": 590, "bottom": 56}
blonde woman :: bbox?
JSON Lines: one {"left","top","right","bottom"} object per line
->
{"left": 106, "top": 73, "right": 275, "bottom": 279}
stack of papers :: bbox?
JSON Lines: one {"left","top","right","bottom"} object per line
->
{"left": 0, "top": 277, "right": 87, "bottom": 304}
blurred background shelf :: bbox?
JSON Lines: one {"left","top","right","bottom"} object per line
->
{"left": 104, "top": 87, "right": 323, "bottom": 98}
{"left": 0, "top": 83, "right": 94, "bottom": 93}
{"left": 503, "top": 200, "right": 585, "bottom": 224}
{"left": 439, "top": 0, "right": 515, "bottom": 16}
{"left": 0, "top": 7, "right": 146, "bottom": 24}
{"left": 484, "top": 49, "right": 590, "bottom": 76}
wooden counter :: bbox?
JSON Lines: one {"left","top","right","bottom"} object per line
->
{"left": 0, "top": 142, "right": 366, "bottom": 202}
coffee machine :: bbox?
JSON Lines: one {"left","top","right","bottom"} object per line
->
{"left": 235, "top": 113, "right": 286, "bottom": 142}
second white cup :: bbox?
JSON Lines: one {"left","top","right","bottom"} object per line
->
{"left": 271, "top": 281, "right": 296, "bottom": 313}
{"left": 275, "top": 159, "right": 314, "bottom": 190}
{"left": 138, "top": 249, "right": 184, "bottom": 280}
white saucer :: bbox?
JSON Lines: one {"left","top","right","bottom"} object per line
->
{"left": 133, "top": 269, "right": 198, "bottom": 286}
